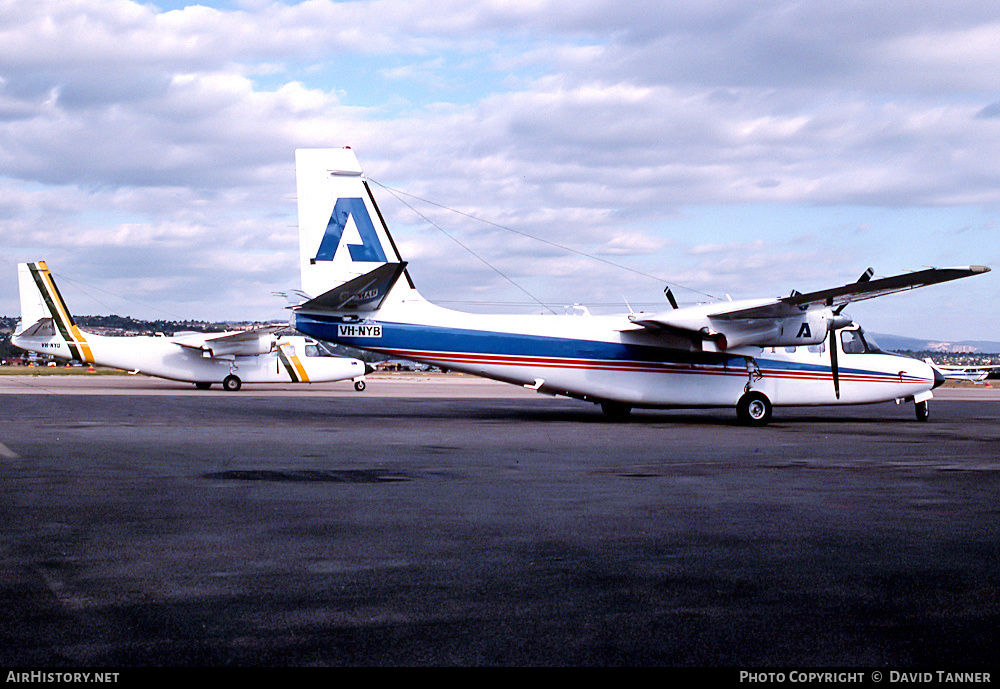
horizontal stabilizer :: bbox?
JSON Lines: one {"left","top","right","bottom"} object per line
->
{"left": 14, "top": 317, "right": 55, "bottom": 338}
{"left": 295, "top": 262, "right": 408, "bottom": 313}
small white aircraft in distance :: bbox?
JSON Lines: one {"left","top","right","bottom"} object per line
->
{"left": 12, "top": 261, "right": 372, "bottom": 391}
{"left": 285, "top": 147, "right": 990, "bottom": 425}
{"left": 924, "top": 358, "right": 1000, "bottom": 384}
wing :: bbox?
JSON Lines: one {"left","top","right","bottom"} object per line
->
{"left": 172, "top": 325, "right": 283, "bottom": 357}
{"left": 629, "top": 266, "right": 990, "bottom": 350}
{"left": 779, "top": 265, "right": 990, "bottom": 312}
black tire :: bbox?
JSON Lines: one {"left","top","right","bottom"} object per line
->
{"left": 737, "top": 391, "right": 772, "bottom": 426}
{"left": 354, "top": 380, "right": 366, "bottom": 392}
{"left": 915, "top": 400, "right": 929, "bottom": 422}
{"left": 600, "top": 401, "right": 633, "bottom": 421}
{"left": 222, "top": 375, "right": 242, "bottom": 392}
{"left": 194, "top": 382, "right": 212, "bottom": 390}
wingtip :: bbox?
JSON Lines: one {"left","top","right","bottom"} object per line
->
{"left": 971, "top": 265, "right": 990, "bottom": 274}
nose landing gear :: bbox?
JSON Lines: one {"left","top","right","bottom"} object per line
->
{"left": 737, "top": 391, "right": 772, "bottom": 426}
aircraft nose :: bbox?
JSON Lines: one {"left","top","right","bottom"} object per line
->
{"left": 932, "top": 366, "right": 946, "bottom": 389}
{"left": 364, "top": 363, "right": 376, "bottom": 375}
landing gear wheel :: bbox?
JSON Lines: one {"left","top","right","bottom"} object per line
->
{"left": 354, "top": 380, "right": 366, "bottom": 392}
{"left": 222, "top": 375, "right": 242, "bottom": 392}
{"left": 194, "top": 382, "right": 212, "bottom": 390}
{"left": 600, "top": 401, "right": 633, "bottom": 421}
{"left": 915, "top": 400, "right": 929, "bottom": 422}
{"left": 737, "top": 391, "right": 772, "bottom": 426}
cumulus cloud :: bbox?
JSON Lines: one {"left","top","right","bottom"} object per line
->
{"left": 0, "top": 0, "right": 996, "bottom": 338}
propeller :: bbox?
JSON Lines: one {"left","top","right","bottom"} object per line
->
{"left": 829, "top": 305, "right": 849, "bottom": 399}
{"left": 830, "top": 320, "right": 842, "bottom": 399}
{"left": 827, "top": 269, "right": 871, "bottom": 399}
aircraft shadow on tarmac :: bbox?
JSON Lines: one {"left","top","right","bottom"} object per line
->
{"left": 203, "top": 468, "right": 413, "bottom": 483}
{"left": 463, "top": 404, "right": 929, "bottom": 426}
{"left": 248, "top": 396, "right": 943, "bottom": 427}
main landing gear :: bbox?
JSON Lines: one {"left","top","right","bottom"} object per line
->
{"left": 600, "top": 401, "right": 633, "bottom": 421}
{"left": 193, "top": 375, "right": 242, "bottom": 391}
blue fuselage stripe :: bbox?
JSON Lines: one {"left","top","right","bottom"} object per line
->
{"left": 297, "top": 314, "right": 733, "bottom": 364}
{"left": 294, "top": 313, "right": 913, "bottom": 380}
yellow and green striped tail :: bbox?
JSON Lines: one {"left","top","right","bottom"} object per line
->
{"left": 23, "top": 261, "right": 95, "bottom": 364}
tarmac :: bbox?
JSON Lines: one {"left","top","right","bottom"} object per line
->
{"left": 1, "top": 373, "right": 998, "bottom": 667}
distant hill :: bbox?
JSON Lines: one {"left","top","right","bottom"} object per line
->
{"left": 871, "top": 333, "right": 1000, "bottom": 354}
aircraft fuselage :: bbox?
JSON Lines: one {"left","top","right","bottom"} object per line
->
{"left": 12, "top": 331, "right": 365, "bottom": 386}
{"left": 296, "top": 301, "right": 939, "bottom": 409}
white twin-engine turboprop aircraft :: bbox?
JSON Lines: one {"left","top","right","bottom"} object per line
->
{"left": 923, "top": 358, "right": 1000, "bottom": 384}
{"left": 12, "top": 261, "right": 371, "bottom": 391}
{"left": 288, "top": 147, "right": 989, "bottom": 425}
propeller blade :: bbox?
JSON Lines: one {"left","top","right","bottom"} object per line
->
{"left": 830, "top": 328, "right": 840, "bottom": 399}
{"left": 664, "top": 287, "right": 679, "bottom": 310}
{"left": 830, "top": 322, "right": 846, "bottom": 400}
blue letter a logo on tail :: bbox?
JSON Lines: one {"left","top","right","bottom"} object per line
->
{"left": 313, "top": 197, "right": 388, "bottom": 263}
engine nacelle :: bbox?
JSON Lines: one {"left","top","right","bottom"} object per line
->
{"left": 710, "top": 309, "right": 846, "bottom": 350}
{"left": 205, "top": 335, "right": 276, "bottom": 358}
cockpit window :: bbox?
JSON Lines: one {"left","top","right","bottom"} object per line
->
{"left": 304, "top": 345, "right": 321, "bottom": 357}
{"left": 860, "top": 330, "right": 883, "bottom": 353}
{"left": 841, "top": 329, "right": 881, "bottom": 354}
{"left": 841, "top": 330, "right": 865, "bottom": 354}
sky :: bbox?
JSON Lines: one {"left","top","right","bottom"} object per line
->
{"left": 1, "top": 0, "right": 999, "bottom": 341}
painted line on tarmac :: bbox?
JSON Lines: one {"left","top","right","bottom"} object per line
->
{"left": 0, "top": 442, "right": 19, "bottom": 459}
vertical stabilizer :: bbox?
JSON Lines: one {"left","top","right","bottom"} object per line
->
{"left": 296, "top": 148, "right": 414, "bottom": 301}
{"left": 17, "top": 262, "right": 51, "bottom": 331}
{"left": 15, "top": 262, "right": 94, "bottom": 362}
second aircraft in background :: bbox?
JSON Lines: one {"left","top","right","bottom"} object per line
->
{"left": 11, "top": 261, "right": 372, "bottom": 391}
